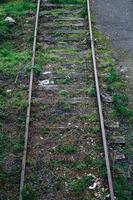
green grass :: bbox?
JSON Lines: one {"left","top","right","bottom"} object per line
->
{"left": 22, "top": 184, "right": 37, "bottom": 200}
{"left": 57, "top": 144, "right": 78, "bottom": 154}
{"left": 112, "top": 93, "right": 133, "bottom": 117}
{"left": 94, "top": 26, "right": 133, "bottom": 199}
{"left": 0, "top": 43, "right": 30, "bottom": 77}
{"left": 49, "top": 0, "right": 82, "bottom": 4}
{"left": 0, "top": 0, "right": 35, "bottom": 40}
{"left": 87, "top": 85, "right": 96, "bottom": 97}
{"left": 59, "top": 89, "right": 70, "bottom": 97}
{"left": 0, "top": 1, "right": 36, "bottom": 199}
{"left": 113, "top": 176, "right": 133, "bottom": 200}
{"left": 68, "top": 175, "right": 91, "bottom": 194}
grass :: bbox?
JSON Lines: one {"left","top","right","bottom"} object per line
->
{"left": 0, "top": 1, "right": 36, "bottom": 199}
{"left": 59, "top": 89, "right": 70, "bottom": 97}
{"left": 113, "top": 176, "right": 133, "bottom": 200}
{"left": 68, "top": 175, "right": 91, "bottom": 194}
{"left": 93, "top": 21, "right": 133, "bottom": 200}
{"left": 49, "top": 0, "right": 82, "bottom": 4}
{"left": 22, "top": 184, "right": 37, "bottom": 200}
{"left": 58, "top": 100, "right": 72, "bottom": 112}
{"left": 42, "top": 127, "right": 50, "bottom": 135}
{"left": 57, "top": 144, "right": 78, "bottom": 154}
{"left": 48, "top": 155, "right": 99, "bottom": 170}
{"left": 0, "top": 0, "right": 35, "bottom": 40}
{"left": 0, "top": 42, "right": 30, "bottom": 77}
{"left": 87, "top": 85, "right": 96, "bottom": 97}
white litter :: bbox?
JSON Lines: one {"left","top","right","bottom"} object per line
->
{"left": 4, "top": 17, "right": 16, "bottom": 24}
{"left": 6, "top": 89, "right": 12, "bottom": 93}
{"left": 43, "top": 71, "right": 52, "bottom": 75}
{"left": 39, "top": 80, "right": 50, "bottom": 86}
{"left": 89, "top": 182, "right": 97, "bottom": 190}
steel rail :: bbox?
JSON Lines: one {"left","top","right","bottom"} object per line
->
{"left": 87, "top": 0, "right": 115, "bottom": 199}
{"left": 19, "top": 0, "right": 41, "bottom": 200}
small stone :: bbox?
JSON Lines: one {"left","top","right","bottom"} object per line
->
{"left": 4, "top": 17, "right": 16, "bottom": 24}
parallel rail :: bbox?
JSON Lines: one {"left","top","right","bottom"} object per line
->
{"left": 87, "top": 1, "right": 115, "bottom": 199}
{"left": 19, "top": 0, "right": 115, "bottom": 199}
{"left": 19, "top": 1, "right": 41, "bottom": 200}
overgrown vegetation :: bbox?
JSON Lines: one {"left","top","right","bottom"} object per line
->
{"left": 68, "top": 175, "right": 91, "bottom": 194}
{"left": 0, "top": 0, "right": 35, "bottom": 39}
{"left": 0, "top": 0, "right": 36, "bottom": 199}
{"left": 49, "top": 0, "right": 82, "bottom": 4}
{"left": 93, "top": 16, "right": 133, "bottom": 200}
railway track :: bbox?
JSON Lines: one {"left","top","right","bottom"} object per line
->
{"left": 19, "top": 0, "right": 115, "bottom": 199}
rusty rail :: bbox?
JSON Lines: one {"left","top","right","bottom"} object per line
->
{"left": 19, "top": 0, "right": 41, "bottom": 199}
{"left": 87, "top": 0, "right": 115, "bottom": 199}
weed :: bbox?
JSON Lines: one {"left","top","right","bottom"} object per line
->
{"left": 107, "top": 66, "right": 117, "bottom": 84}
{"left": 33, "top": 64, "right": 42, "bottom": 77}
{"left": 87, "top": 85, "right": 96, "bottom": 97}
{"left": 0, "top": 0, "right": 35, "bottom": 40}
{"left": 59, "top": 90, "right": 69, "bottom": 97}
{"left": 112, "top": 93, "right": 133, "bottom": 117}
{"left": 68, "top": 175, "right": 91, "bottom": 194}
{"left": 9, "top": 90, "right": 28, "bottom": 110}
{"left": 0, "top": 43, "right": 30, "bottom": 77}
{"left": 82, "top": 0, "right": 87, "bottom": 17}
{"left": 49, "top": 0, "right": 82, "bottom": 4}
{"left": 84, "top": 154, "right": 98, "bottom": 167}
{"left": 113, "top": 176, "right": 132, "bottom": 200}
{"left": 78, "top": 114, "right": 99, "bottom": 125}
{"left": 86, "top": 125, "right": 100, "bottom": 134}
{"left": 57, "top": 144, "right": 78, "bottom": 154}
{"left": 58, "top": 101, "right": 71, "bottom": 112}
{"left": 22, "top": 185, "right": 37, "bottom": 200}
{"left": 42, "top": 127, "right": 50, "bottom": 135}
